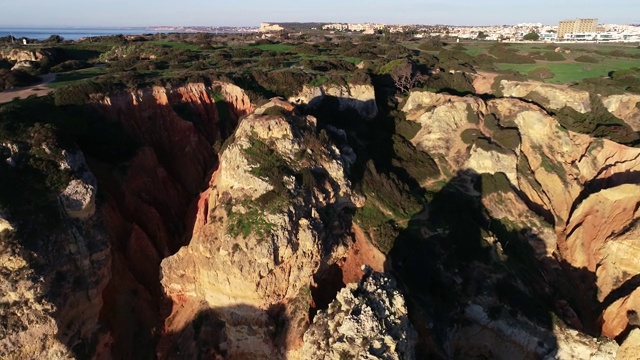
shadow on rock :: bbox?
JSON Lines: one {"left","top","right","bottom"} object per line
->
{"left": 157, "top": 303, "right": 291, "bottom": 360}
{"left": 385, "top": 169, "right": 606, "bottom": 359}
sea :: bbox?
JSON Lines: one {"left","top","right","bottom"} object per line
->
{"left": 0, "top": 27, "right": 180, "bottom": 41}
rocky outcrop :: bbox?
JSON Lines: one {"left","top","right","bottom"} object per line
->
{"left": 496, "top": 80, "right": 592, "bottom": 113}
{"left": 403, "top": 90, "right": 487, "bottom": 174}
{"left": 602, "top": 94, "right": 640, "bottom": 131}
{"left": 301, "top": 268, "right": 416, "bottom": 360}
{"left": 160, "top": 100, "right": 362, "bottom": 358}
{"left": 0, "top": 205, "right": 110, "bottom": 360}
{"left": 0, "top": 49, "right": 53, "bottom": 63}
{"left": 58, "top": 150, "right": 97, "bottom": 220}
{"left": 402, "top": 89, "right": 640, "bottom": 350}
{"left": 289, "top": 83, "right": 378, "bottom": 119}
{"left": 447, "top": 303, "right": 618, "bottom": 360}
{"left": 617, "top": 329, "right": 640, "bottom": 360}
{"left": 88, "top": 82, "right": 253, "bottom": 357}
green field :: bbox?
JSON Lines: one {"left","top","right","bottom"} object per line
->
{"left": 49, "top": 66, "right": 107, "bottom": 88}
{"left": 495, "top": 58, "right": 639, "bottom": 84}
{"left": 148, "top": 40, "right": 202, "bottom": 51}
{"left": 249, "top": 43, "right": 295, "bottom": 52}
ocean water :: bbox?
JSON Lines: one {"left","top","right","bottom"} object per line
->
{"left": 0, "top": 28, "right": 171, "bottom": 41}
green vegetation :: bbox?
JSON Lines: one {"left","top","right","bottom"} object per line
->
{"left": 0, "top": 69, "right": 40, "bottom": 90}
{"left": 574, "top": 55, "right": 599, "bottom": 63}
{"left": 227, "top": 200, "right": 274, "bottom": 238}
{"left": 552, "top": 94, "right": 639, "bottom": 145}
{"left": 480, "top": 172, "right": 512, "bottom": 197}
{"left": 522, "top": 32, "right": 540, "bottom": 41}
{"left": 496, "top": 59, "right": 639, "bottom": 84}
{"left": 528, "top": 67, "right": 555, "bottom": 80}
{"left": 0, "top": 96, "right": 137, "bottom": 239}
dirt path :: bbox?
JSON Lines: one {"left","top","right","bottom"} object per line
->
{"left": 0, "top": 73, "right": 56, "bottom": 104}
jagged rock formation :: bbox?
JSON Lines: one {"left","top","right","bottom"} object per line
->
{"left": 302, "top": 268, "right": 416, "bottom": 360}
{"left": 447, "top": 303, "right": 618, "bottom": 359}
{"left": 159, "top": 99, "right": 363, "bottom": 358}
{"left": 602, "top": 94, "right": 640, "bottom": 131}
{"left": 59, "top": 150, "right": 97, "bottom": 220}
{"left": 0, "top": 49, "right": 53, "bottom": 63}
{"left": 3, "top": 72, "right": 640, "bottom": 360}
{"left": 498, "top": 80, "right": 591, "bottom": 113}
{"left": 91, "top": 82, "right": 252, "bottom": 358}
{"left": 402, "top": 89, "right": 640, "bottom": 358}
{"left": 289, "top": 83, "right": 378, "bottom": 120}
{"left": 0, "top": 186, "right": 111, "bottom": 359}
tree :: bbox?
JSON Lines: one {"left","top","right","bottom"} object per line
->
{"left": 476, "top": 31, "right": 489, "bottom": 40}
{"left": 381, "top": 59, "right": 420, "bottom": 93}
{"left": 523, "top": 32, "right": 540, "bottom": 41}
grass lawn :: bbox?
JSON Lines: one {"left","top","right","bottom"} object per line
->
{"left": 495, "top": 58, "right": 639, "bottom": 84}
{"left": 49, "top": 66, "right": 107, "bottom": 88}
{"left": 147, "top": 40, "right": 201, "bottom": 51}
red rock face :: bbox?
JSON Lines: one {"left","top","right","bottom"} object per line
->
{"left": 90, "top": 83, "right": 252, "bottom": 358}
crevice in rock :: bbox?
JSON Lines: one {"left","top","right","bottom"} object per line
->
{"left": 309, "top": 263, "right": 344, "bottom": 320}
{"left": 567, "top": 170, "right": 640, "bottom": 223}
{"left": 84, "top": 83, "right": 252, "bottom": 358}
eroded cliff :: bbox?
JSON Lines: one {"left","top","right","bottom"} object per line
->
{"left": 159, "top": 99, "right": 367, "bottom": 358}
{"left": 399, "top": 89, "right": 640, "bottom": 356}
{"left": 3, "top": 71, "right": 640, "bottom": 360}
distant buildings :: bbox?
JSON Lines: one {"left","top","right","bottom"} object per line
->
{"left": 260, "top": 23, "right": 284, "bottom": 32}
{"left": 557, "top": 18, "right": 598, "bottom": 39}
{"left": 322, "top": 23, "right": 386, "bottom": 34}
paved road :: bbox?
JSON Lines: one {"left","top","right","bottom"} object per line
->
{"left": 0, "top": 73, "right": 56, "bottom": 104}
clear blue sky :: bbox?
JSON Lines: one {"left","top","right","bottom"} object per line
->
{"left": 1, "top": 0, "right": 638, "bottom": 27}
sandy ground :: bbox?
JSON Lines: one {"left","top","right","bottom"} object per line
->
{"left": 338, "top": 224, "right": 387, "bottom": 285}
{"left": 0, "top": 73, "right": 56, "bottom": 104}
{"left": 472, "top": 71, "right": 498, "bottom": 95}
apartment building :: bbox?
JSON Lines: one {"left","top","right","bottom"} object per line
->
{"left": 557, "top": 18, "right": 597, "bottom": 39}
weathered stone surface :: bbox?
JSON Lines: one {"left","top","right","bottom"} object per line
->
{"left": 499, "top": 80, "right": 591, "bottom": 113}
{"left": 302, "top": 269, "right": 416, "bottom": 360}
{"left": 617, "top": 329, "right": 640, "bottom": 360}
{"left": 602, "top": 94, "right": 640, "bottom": 131}
{"left": 402, "top": 87, "right": 640, "bottom": 350}
{"left": 0, "top": 218, "right": 111, "bottom": 360}
{"left": 58, "top": 150, "right": 98, "bottom": 220}
{"left": 448, "top": 303, "right": 618, "bottom": 360}
{"left": 160, "top": 105, "right": 360, "bottom": 358}
{"left": 0, "top": 49, "right": 53, "bottom": 62}
{"left": 289, "top": 83, "right": 378, "bottom": 119}
{"left": 403, "top": 90, "right": 487, "bottom": 172}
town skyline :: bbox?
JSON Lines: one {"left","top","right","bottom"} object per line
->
{"left": 1, "top": 0, "right": 638, "bottom": 28}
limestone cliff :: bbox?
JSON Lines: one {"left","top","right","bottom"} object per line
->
{"left": 0, "top": 149, "right": 110, "bottom": 360}
{"left": 602, "top": 94, "right": 640, "bottom": 131}
{"left": 159, "top": 99, "right": 363, "bottom": 358}
{"left": 402, "top": 89, "right": 640, "bottom": 357}
{"left": 497, "top": 80, "right": 591, "bottom": 113}
{"left": 91, "top": 82, "right": 253, "bottom": 357}
{"left": 289, "top": 83, "right": 378, "bottom": 120}
{"left": 302, "top": 268, "right": 416, "bottom": 360}
{"left": 0, "top": 48, "right": 54, "bottom": 63}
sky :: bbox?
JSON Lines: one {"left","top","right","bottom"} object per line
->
{"left": 0, "top": 0, "right": 638, "bottom": 28}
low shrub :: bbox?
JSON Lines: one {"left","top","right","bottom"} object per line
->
{"left": 0, "top": 69, "right": 39, "bottom": 90}
{"left": 480, "top": 172, "right": 511, "bottom": 197}
{"left": 50, "top": 60, "right": 91, "bottom": 73}
{"left": 533, "top": 52, "right": 565, "bottom": 61}
{"left": 492, "top": 128, "right": 521, "bottom": 150}
{"left": 528, "top": 67, "right": 555, "bottom": 80}
{"left": 574, "top": 55, "right": 599, "bottom": 63}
